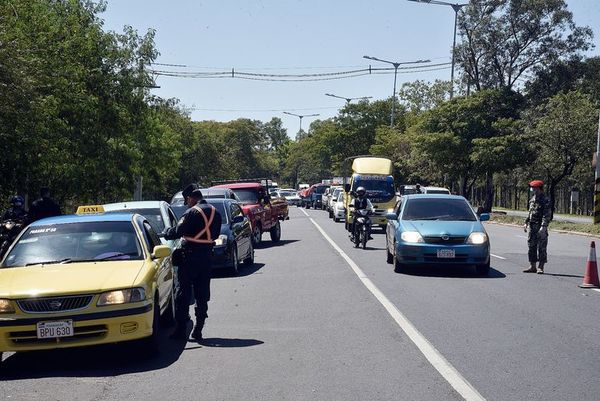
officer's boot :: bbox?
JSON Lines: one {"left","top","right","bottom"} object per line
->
{"left": 169, "top": 323, "right": 188, "bottom": 340}
{"left": 523, "top": 262, "right": 537, "bottom": 273}
{"left": 536, "top": 262, "right": 545, "bottom": 274}
{"left": 191, "top": 319, "right": 204, "bottom": 342}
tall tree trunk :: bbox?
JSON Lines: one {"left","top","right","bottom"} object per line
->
{"left": 483, "top": 172, "right": 494, "bottom": 212}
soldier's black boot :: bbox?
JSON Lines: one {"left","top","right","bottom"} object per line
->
{"left": 191, "top": 320, "right": 204, "bottom": 342}
{"left": 169, "top": 323, "right": 188, "bottom": 340}
{"left": 536, "top": 262, "right": 545, "bottom": 274}
{"left": 523, "top": 263, "right": 537, "bottom": 273}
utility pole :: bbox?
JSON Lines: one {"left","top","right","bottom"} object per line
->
{"left": 407, "top": 0, "right": 468, "bottom": 99}
{"left": 363, "top": 56, "right": 429, "bottom": 127}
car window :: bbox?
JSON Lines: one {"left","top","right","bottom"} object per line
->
{"left": 204, "top": 201, "right": 229, "bottom": 224}
{"left": 106, "top": 208, "right": 164, "bottom": 232}
{"left": 143, "top": 221, "right": 162, "bottom": 249}
{"left": 393, "top": 200, "right": 402, "bottom": 215}
{"left": 231, "top": 189, "right": 259, "bottom": 204}
{"left": 167, "top": 208, "right": 178, "bottom": 227}
{"left": 402, "top": 198, "right": 476, "bottom": 221}
{"left": 230, "top": 203, "right": 242, "bottom": 219}
{"left": 337, "top": 192, "right": 344, "bottom": 202}
{"left": 2, "top": 221, "right": 143, "bottom": 267}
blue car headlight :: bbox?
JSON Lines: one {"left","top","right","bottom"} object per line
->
{"left": 400, "top": 231, "right": 424, "bottom": 243}
{"left": 467, "top": 232, "right": 488, "bottom": 245}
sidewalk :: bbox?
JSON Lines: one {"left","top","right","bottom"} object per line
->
{"left": 492, "top": 208, "right": 592, "bottom": 224}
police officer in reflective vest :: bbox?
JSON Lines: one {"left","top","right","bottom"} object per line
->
{"left": 163, "top": 184, "right": 222, "bottom": 341}
{"left": 523, "top": 180, "right": 552, "bottom": 274}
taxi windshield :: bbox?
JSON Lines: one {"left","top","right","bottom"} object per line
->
{"left": 1, "top": 221, "right": 143, "bottom": 268}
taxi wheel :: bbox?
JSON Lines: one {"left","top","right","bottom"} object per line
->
{"left": 243, "top": 242, "right": 255, "bottom": 266}
{"left": 270, "top": 221, "right": 281, "bottom": 243}
{"left": 230, "top": 246, "right": 240, "bottom": 275}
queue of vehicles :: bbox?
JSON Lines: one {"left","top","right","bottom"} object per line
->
{"left": 0, "top": 178, "right": 291, "bottom": 364}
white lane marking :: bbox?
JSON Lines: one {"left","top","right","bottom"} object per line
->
{"left": 299, "top": 208, "right": 309, "bottom": 217}
{"left": 308, "top": 217, "right": 486, "bottom": 401}
{"left": 516, "top": 235, "right": 527, "bottom": 239}
{"left": 491, "top": 254, "right": 506, "bottom": 260}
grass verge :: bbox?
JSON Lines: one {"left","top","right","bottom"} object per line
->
{"left": 490, "top": 214, "right": 600, "bottom": 236}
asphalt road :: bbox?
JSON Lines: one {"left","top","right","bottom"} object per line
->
{"left": 2, "top": 207, "right": 600, "bottom": 401}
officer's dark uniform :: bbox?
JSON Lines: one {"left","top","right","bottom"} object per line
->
{"left": 30, "top": 191, "right": 61, "bottom": 221}
{"left": 2, "top": 207, "right": 28, "bottom": 221}
{"left": 525, "top": 192, "right": 552, "bottom": 266}
{"left": 164, "top": 187, "right": 221, "bottom": 339}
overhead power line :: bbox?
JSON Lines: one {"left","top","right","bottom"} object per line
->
{"left": 148, "top": 62, "right": 452, "bottom": 82}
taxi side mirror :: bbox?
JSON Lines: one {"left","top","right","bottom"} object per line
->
{"left": 152, "top": 245, "right": 171, "bottom": 259}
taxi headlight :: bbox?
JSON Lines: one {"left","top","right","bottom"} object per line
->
{"left": 0, "top": 299, "right": 15, "bottom": 314}
{"left": 467, "top": 232, "right": 488, "bottom": 245}
{"left": 214, "top": 234, "right": 228, "bottom": 246}
{"left": 401, "top": 231, "right": 424, "bottom": 243}
{"left": 97, "top": 288, "right": 145, "bottom": 306}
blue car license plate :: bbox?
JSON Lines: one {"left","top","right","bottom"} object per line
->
{"left": 437, "top": 249, "right": 455, "bottom": 259}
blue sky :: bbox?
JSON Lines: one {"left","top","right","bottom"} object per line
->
{"left": 101, "top": 0, "right": 600, "bottom": 137}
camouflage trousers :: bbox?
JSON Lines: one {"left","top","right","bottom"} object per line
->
{"left": 528, "top": 224, "right": 548, "bottom": 264}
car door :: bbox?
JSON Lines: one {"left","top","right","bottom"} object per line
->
{"left": 141, "top": 220, "right": 173, "bottom": 311}
{"left": 230, "top": 202, "right": 249, "bottom": 258}
{"left": 387, "top": 199, "right": 402, "bottom": 251}
{"left": 164, "top": 205, "right": 180, "bottom": 249}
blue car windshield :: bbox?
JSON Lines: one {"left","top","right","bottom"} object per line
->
{"left": 2, "top": 221, "right": 144, "bottom": 268}
{"left": 403, "top": 198, "right": 476, "bottom": 221}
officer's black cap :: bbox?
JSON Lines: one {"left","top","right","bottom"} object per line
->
{"left": 182, "top": 184, "right": 203, "bottom": 199}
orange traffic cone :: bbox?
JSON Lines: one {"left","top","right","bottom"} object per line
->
{"left": 579, "top": 241, "right": 600, "bottom": 289}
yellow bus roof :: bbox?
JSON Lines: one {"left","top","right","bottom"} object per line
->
{"left": 351, "top": 157, "right": 393, "bottom": 175}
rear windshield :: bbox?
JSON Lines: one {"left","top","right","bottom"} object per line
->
{"left": 231, "top": 189, "right": 259, "bottom": 204}
{"left": 204, "top": 201, "right": 228, "bottom": 224}
{"left": 279, "top": 191, "right": 295, "bottom": 197}
{"left": 402, "top": 198, "right": 476, "bottom": 221}
{"left": 314, "top": 186, "right": 329, "bottom": 194}
{"left": 107, "top": 208, "right": 164, "bottom": 232}
{"left": 2, "top": 221, "right": 143, "bottom": 268}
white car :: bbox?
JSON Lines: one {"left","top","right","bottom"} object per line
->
{"left": 277, "top": 190, "right": 301, "bottom": 206}
{"left": 328, "top": 187, "right": 343, "bottom": 217}
{"left": 332, "top": 192, "right": 346, "bottom": 222}
{"left": 103, "top": 201, "right": 179, "bottom": 248}
{"left": 423, "top": 186, "right": 451, "bottom": 195}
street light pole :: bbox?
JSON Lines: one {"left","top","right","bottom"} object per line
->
{"left": 408, "top": 0, "right": 467, "bottom": 99}
{"left": 325, "top": 93, "right": 373, "bottom": 105}
{"left": 283, "top": 111, "right": 320, "bottom": 137}
{"left": 363, "top": 56, "right": 430, "bottom": 127}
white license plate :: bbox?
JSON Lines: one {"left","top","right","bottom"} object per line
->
{"left": 36, "top": 320, "right": 74, "bottom": 339}
{"left": 437, "top": 249, "right": 455, "bottom": 259}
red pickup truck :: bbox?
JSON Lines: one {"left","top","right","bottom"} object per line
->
{"left": 211, "top": 181, "right": 289, "bottom": 246}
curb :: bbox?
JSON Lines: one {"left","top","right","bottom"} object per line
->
{"left": 486, "top": 220, "right": 600, "bottom": 239}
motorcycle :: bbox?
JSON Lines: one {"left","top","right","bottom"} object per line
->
{"left": 0, "top": 218, "right": 26, "bottom": 258}
{"left": 350, "top": 208, "right": 372, "bottom": 249}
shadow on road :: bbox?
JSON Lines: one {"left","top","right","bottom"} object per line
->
{"left": 398, "top": 265, "right": 506, "bottom": 279}
{"left": 212, "top": 262, "right": 266, "bottom": 279}
{"left": 194, "top": 337, "right": 264, "bottom": 348}
{"left": 0, "top": 323, "right": 190, "bottom": 380}
{"left": 257, "top": 239, "right": 300, "bottom": 248}
{"left": 545, "top": 272, "right": 584, "bottom": 279}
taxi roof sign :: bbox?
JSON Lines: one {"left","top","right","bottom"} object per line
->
{"left": 76, "top": 205, "right": 105, "bottom": 215}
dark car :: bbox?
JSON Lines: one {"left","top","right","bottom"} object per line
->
{"left": 170, "top": 188, "right": 241, "bottom": 219}
{"left": 205, "top": 199, "right": 254, "bottom": 275}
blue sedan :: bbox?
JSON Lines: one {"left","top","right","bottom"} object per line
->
{"left": 385, "top": 194, "right": 491, "bottom": 275}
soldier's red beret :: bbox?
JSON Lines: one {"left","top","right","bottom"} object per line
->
{"left": 529, "top": 180, "right": 544, "bottom": 188}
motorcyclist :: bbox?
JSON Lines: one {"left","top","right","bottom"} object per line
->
{"left": 3, "top": 196, "right": 28, "bottom": 222}
{"left": 350, "top": 187, "right": 374, "bottom": 240}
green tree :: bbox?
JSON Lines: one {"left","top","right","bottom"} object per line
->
{"left": 526, "top": 90, "right": 598, "bottom": 213}
{"left": 456, "top": 0, "right": 593, "bottom": 90}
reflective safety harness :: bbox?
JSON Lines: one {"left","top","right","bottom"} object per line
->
{"left": 183, "top": 205, "right": 216, "bottom": 245}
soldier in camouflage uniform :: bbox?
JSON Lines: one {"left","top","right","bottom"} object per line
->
{"left": 523, "top": 180, "right": 552, "bottom": 274}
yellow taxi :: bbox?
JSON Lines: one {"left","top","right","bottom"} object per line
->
{"left": 0, "top": 206, "right": 174, "bottom": 363}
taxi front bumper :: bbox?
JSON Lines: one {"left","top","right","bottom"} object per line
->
{"left": 0, "top": 303, "right": 154, "bottom": 352}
